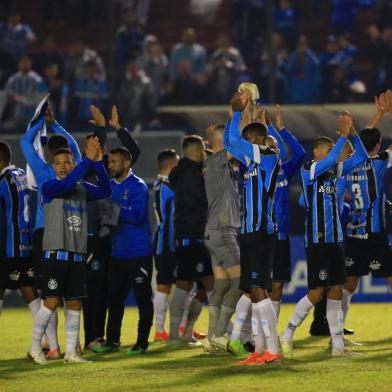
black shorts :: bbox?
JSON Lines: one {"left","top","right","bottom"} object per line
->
{"left": 239, "top": 231, "right": 276, "bottom": 292}
{"left": 41, "top": 254, "right": 87, "bottom": 300}
{"left": 154, "top": 251, "right": 178, "bottom": 285}
{"left": 272, "top": 238, "right": 291, "bottom": 283}
{"left": 175, "top": 239, "right": 212, "bottom": 281}
{"left": 345, "top": 233, "right": 392, "bottom": 278}
{"left": 306, "top": 243, "right": 346, "bottom": 289}
{"left": 32, "top": 228, "right": 44, "bottom": 288}
{"left": 0, "top": 258, "right": 35, "bottom": 290}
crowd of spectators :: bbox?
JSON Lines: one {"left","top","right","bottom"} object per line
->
{"left": 0, "top": 1, "right": 390, "bottom": 132}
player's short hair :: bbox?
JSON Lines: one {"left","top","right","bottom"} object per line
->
{"left": 212, "top": 124, "right": 225, "bottom": 134}
{"left": 53, "top": 148, "right": 73, "bottom": 157}
{"left": 242, "top": 122, "right": 268, "bottom": 139}
{"left": 157, "top": 149, "right": 178, "bottom": 171}
{"left": 182, "top": 135, "right": 204, "bottom": 153}
{"left": 47, "top": 135, "right": 68, "bottom": 154}
{"left": 360, "top": 128, "right": 381, "bottom": 152}
{"left": 110, "top": 146, "right": 133, "bottom": 162}
{"left": 0, "top": 141, "right": 11, "bottom": 163}
{"left": 312, "top": 136, "right": 333, "bottom": 150}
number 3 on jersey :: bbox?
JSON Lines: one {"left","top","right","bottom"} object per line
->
{"left": 351, "top": 183, "right": 364, "bottom": 209}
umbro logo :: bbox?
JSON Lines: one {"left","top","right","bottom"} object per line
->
{"left": 67, "top": 215, "right": 81, "bottom": 227}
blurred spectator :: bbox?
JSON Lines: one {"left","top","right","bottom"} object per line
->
{"left": 170, "top": 28, "right": 207, "bottom": 103}
{"left": 170, "top": 60, "right": 198, "bottom": 105}
{"left": 377, "top": 0, "right": 392, "bottom": 30}
{"left": 329, "top": 67, "right": 351, "bottom": 103}
{"left": 208, "top": 33, "right": 246, "bottom": 103}
{"left": 117, "top": 0, "right": 151, "bottom": 25}
{"left": 368, "top": 24, "right": 392, "bottom": 94}
{"left": 141, "top": 35, "right": 169, "bottom": 100}
{"left": 42, "top": 63, "right": 68, "bottom": 124}
{"left": 0, "top": 44, "right": 16, "bottom": 87}
{"left": 43, "top": 0, "right": 67, "bottom": 27}
{"left": 330, "top": 0, "right": 358, "bottom": 33}
{"left": 116, "top": 7, "right": 144, "bottom": 77}
{"left": 64, "top": 36, "right": 106, "bottom": 93}
{"left": 33, "top": 36, "right": 64, "bottom": 78}
{"left": 337, "top": 32, "right": 357, "bottom": 83}
{"left": 259, "top": 32, "right": 289, "bottom": 103}
{"left": 274, "top": 0, "right": 297, "bottom": 49}
{"left": 73, "top": 60, "right": 108, "bottom": 128}
{"left": 0, "top": 9, "right": 35, "bottom": 61}
{"left": 285, "top": 35, "right": 321, "bottom": 104}
{"left": 116, "top": 60, "right": 158, "bottom": 132}
{"left": 319, "top": 35, "right": 342, "bottom": 102}
{"left": 4, "top": 57, "right": 46, "bottom": 128}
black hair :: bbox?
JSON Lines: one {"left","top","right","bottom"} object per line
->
{"left": 182, "top": 135, "right": 203, "bottom": 152}
{"left": 47, "top": 134, "right": 68, "bottom": 154}
{"left": 360, "top": 128, "right": 381, "bottom": 152}
{"left": 242, "top": 122, "right": 268, "bottom": 139}
{"left": 53, "top": 148, "right": 73, "bottom": 157}
{"left": 312, "top": 136, "right": 334, "bottom": 150}
{"left": 157, "top": 149, "right": 178, "bottom": 171}
{"left": 0, "top": 141, "right": 11, "bottom": 163}
{"left": 110, "top": 146, "right": 133, "bottom": 162}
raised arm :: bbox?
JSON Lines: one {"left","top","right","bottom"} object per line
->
{"left": 268, "top": 124, "right": 288, "bottom": 160}
{"left": 83, "top": 162, "right": 112, "bottom": 201}
{"left": 223, "top": 119, "right": 247, "bottom": 164}
{"left": 339, "top": 134, "right": 368, "bottom": 176}
{"left": 281, "top": 128, "right": 306, "bottom": 181}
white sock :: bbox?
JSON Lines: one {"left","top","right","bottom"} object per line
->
{"left": 65, "top": 309, "right": 81, "bottom": 356}
{"left": 153, "top": 291, "right": 168, "bottom": 333}
{"left": 327, "top": 299, "right": 344, "bottom": 350}
{"left": 0, "top": 299, "right": 4, "bottom": 316}
{"left": 241, "top": 310, "right": 253, "bottom": 343}
{"left": 169, "top": 288, "right": 189, "bottom": 339}
{"left": 341, "top": 289, "right": 352, "bottom": 326}
{"left": 180, "top": 292, "right": 193, "bottom": 328}
{"left": 28, "top": 298, "right": 41, "bottom": 317}
{"left": 252, "top": 303, "right": 266, "bottom": 354}
{"left": 284, "top": 295, "right": 314, "bottom": 341}
{"left": 230, "top": 294, "right": 251, "bottom": 341}
{"left": 46, "top": 310, "right": 59, "bottom": 350}
{"left": 31, "top": 306, "right": 53, "bottom": 353}
{"left": 271, "top": 300, "right": 281, "bottom": 320}
{"left": 256, "top": 299, "right": 279, "bottom": 355}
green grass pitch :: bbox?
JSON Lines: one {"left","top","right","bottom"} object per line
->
{"left": 1, "top": 304, "right": 392, "bottom": 392}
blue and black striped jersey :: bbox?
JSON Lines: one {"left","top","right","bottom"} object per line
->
{"left": 301, "top": 135, "right": 368, "bottom": 246}
{"left": 0, "top": 165, "right": 32, "bottom": 258}
{"left": 345, "top": 150, "right": 392, "bottom": 238}
{"left": 154, "top": 176, "right": 175, "bottom": 254}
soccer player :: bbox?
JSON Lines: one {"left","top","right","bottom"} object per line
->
{"left": 280, "top": 112, "right": 368, "bottom": 358}
{"left": 94, "top": 147, "right": 154, "bottom": 355}
{"left": 153, "top": 149, "right": 179, "bottom": 342}
{"left": 21, "top": 101, "right": 82, "bottom": 359}
{"left": 227, "top": 90, "right": 281, "bottom": 365}
{"left": 168, "top": 135, "right": 214, "bottom": 345}
{"left": 28, "top": 137, "right": 111, "bottom": 364}
{"left": 203, "top": 124, "right": 242, "bottom": 353}
{"left": 343, "top": 91, "right": 392, "bottom": 328}
{"left": 0, "top": 141, "right": 41, "bottom": 319}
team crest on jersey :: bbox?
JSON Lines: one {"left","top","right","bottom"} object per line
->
{"left": 90, "top": 259, "right": 100, "bottom": 271}
{"left": 317, "top": 232, "right": 324, "bottom": 239}
{"left": 123, "top": 190, "right": 129, "bottom": 200}
{"left": 319, "top": 269, "right": 328, "bottom": 281}
{"left": 9, "top": 270, "right": 20, "bottom": 281}
{"left": 48, "top": 278, "right": 58, "bottom": 290}
{"left": 27, "top": 268, "right": 34, "bottom": 278}
{"left": 369, "top": 260, "right": 381, "bottom": 270}
{"left": 196, "top": 262, "right": 204, "bottom": 273}
{"left": 345, "top": 257, "right": 355, "bottom": 267}
{"left": 251, "top": 271, "right": 258, "bottom": 280}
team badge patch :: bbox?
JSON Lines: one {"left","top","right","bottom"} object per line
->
{"left": 345, "top": 257, "right": 355, "bottom": 267}
{"left": 48, "top": 278, "right": 58, "bottom": 290}
{"left": 9, "top": 270, "right": 20, "bottom": 281}
{"left": 319, "top": 269, "right": 328, "bottom": 281}
{"left": 369, "top": 260, "right": 381, "bottom": 270}
{"left": 27, "top": 268, "right": 35, "bottom": 278}
{"left": 196, "top": 262, "right": 204, "bottom": 273}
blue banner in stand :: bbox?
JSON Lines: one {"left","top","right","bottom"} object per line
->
{"left": 125, "top": 234, "right": 392, "bottom": 306}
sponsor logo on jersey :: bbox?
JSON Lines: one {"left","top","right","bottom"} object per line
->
{"left": 243, "top": 167, "right": 258, "bottom": 180}
{"left": 317, "top": 185, "right": 336, "bottom": 194}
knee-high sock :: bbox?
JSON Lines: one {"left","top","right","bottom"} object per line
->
{"left": 184, "top": 297, "right": 203, "bottom": 339}
{"left": 230, "top": 294, "right": 251, "bottom": 341}
{"left": 65, "top": 309, "right": 81, "bottom": 356}
{"left": 284, "top": 295, "right": 314, "bottom": 341}
{"left": 180, "top": 292, "right": 193, "bottom": 330}
{"left": 153, "top": 291, "right": 168, "bottom": 333}
{"left": 31, "top": 306, "right": 53, "bottom": 353}
{"left": 207, "top": 279, "right": 230, "bottom": 339}
{"left": 241, "top": 309, "right": 253, "bottom": 343}
{"left": 256, "top": 299, "right": 279, "bottom": 355}
{"left": 252, "top": 303, "right": 266, "bottom": 354}
{"left": 215, "top": 278, "right": 241, "bottom": 337}
{"left": 28, "top": 298, "right": 41, "bottom": 317}
{"left": 327, "top": 299, "right": 344, "bottom": 350}
{"left": 169, "top": 288, "right": 189, "bottom": 339}
{"left": 46, "top": 309, "right": 59, "bottom": 350}
{"left": 341, "top": 289, "right": 352, "bottom": 326}
{"left": 271, "top": 300, "right": 281, "bottom": 321}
